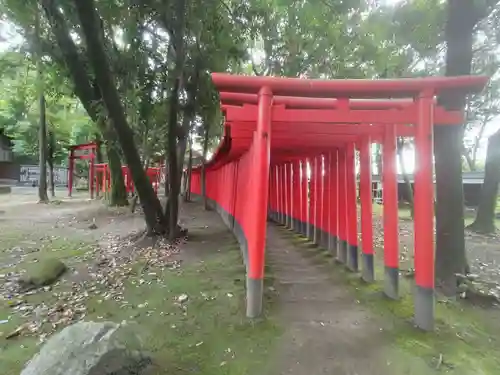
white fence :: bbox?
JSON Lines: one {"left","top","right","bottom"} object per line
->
{"left": 19, "top": 165, "right": 68, "bottom": 186}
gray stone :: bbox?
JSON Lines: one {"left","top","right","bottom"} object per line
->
{"left": 21, "top": 321, "right": 151, "bottom": 375}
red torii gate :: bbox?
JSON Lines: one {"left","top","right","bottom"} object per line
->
{"left": 189, "top": 73, "right": 488, "bottom": 331}
{"left": 68, "top": 142, "right": 97, "bottom": 198}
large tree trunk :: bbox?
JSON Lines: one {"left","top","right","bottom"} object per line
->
{"left": 434, "top": 0, "right": 476, "bottom": 294}
{"left": 201, "top": 125, "right": 209, "bottom": 210}
{"left": 397, "top": 138, "right": 414, "bottom": 218}
{"left": 164, "top": 0, "right": 187, "bottom": 240}
{"left": 463, "top": 146, "right": 475, "bottom": 171}
{"left": 468, "top": 130, "right": 500, "bottom": 233}
{"left": 177, "top": 126, "right": 188, "bottom": 188}
{"left": 106, "top": 142, "right": 128, "bottom": 207}
{"left": 35, "top": 7, "right": 49, "bottom": 203}
{"left": 47, "top": 158, "right": 55, "bottom": 197}
{"left": 38, "top": 94, "right": 49, "bottom": 203}
{"left": 73, "top": 0, "right": 165, "bottom": 234}
{"left": 42, "top": 0, "right": 127, "bottom": 205}
{"left": 184, "top": 136, "right": 193, "bottom": 202}
{"left": 166, "top": 79, "right": 181, "bottom": 239}
{"left": 47, "top": 130, "right": 56, "bottom": 197}
{"left": 374, "top": 143, "right": 382, "bottom": 177}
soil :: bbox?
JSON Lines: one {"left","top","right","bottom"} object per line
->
{"left": 2, "top": 190, "right": 500, "bottom": 375}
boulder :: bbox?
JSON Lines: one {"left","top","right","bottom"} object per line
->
{"left": 21, "top": 321, "right": 151, "bottom": 375}
{"left": 18, "top": 258, "right": 67, "bottom": 292}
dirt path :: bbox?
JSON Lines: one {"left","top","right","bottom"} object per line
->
{"left": 265, "top": 224, "right": 433, "bottom": 375}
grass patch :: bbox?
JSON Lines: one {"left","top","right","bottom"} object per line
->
{"left": 86, "top": 242, "right": 281, "bottom": 375}
{"left": 0, "top": 233, "right": 93, "bottom": 274}
{"left": 1, "top": 240, "right": 282, "bottom": 375}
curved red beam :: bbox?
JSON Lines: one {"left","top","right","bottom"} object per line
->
{"left": 212, "top": 73, "right": 489, "bottom": 98}
{"left": 219, "top": 92, "right": 420, "bottom": 109}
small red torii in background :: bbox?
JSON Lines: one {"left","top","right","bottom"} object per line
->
{"left": 189, "top": 73, "right": 488, "bottom": 331}
{"left": 67, "top": 142, "right": 97, "bottom": 198}
{"left": 68, "top": 142, "right": 163, "bottom": 198}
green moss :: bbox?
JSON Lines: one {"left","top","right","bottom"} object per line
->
{"left": 1, "top": 242, "right": 282, "bottom": 375}
{"left": 19, "top": 258, "right": 67, "bottom": 290}
{"left": 84, "top": 244, "right": 281, "bottom": 375}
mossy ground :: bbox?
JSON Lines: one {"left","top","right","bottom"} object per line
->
{"left": 0, "top": 229, "right": 281, "bottom": 375}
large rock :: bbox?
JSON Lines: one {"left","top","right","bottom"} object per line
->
{"left": 18, "top": 258, "right": 67, "bottom": 292}
{"left": 21, "top": 321, "right": 151, "bottom": 375}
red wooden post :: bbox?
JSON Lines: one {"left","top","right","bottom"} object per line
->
{"left": 292, "top": 161, "right": 300, "bottom": 232}
{"left": 68, "top": 149, "right": 74, "bottom": 197}
{"left": 337, "top": 148, "right": 347, "bottom": 263}
{"left": 280, "top": 165, "right": 285, "bottom": 225}
{"left": 285, "top": 163, "right": 292, "bottom": 228}
{"left": 308, "top": 158, "right": 315, "bottom": 241}
{"left": 300, "top": 159, "right": 308, "bottom": 235}
{"left": 107, "top": 165, "right": 111, "bottom": 190}
{"left": 274, "top": 166, "right": 279, "bottom": 222}
{"left": 321, "top": 154, "right": 331, "bottom": 248}
{"left": 414, "top": 91, "right": 435, "bottom": 331}
{"left": 246, "top": 86, "right": 272, "bottom": 318}
{"left": 359, "top": 136, "right": 375, "bottom": 282}
{"left": 383, "top": 123, "right": 399, "bottom": 299}
{"left": 346, "top": 142, "right": 358, "bottom": 271}
{"left": 288, "top": 162, "right": 294, "bottom": 230}
{"left": 101, "top": 165, "right": 106, "bottom": 193}
{"left": 89, "top": 154, "right": 95, "bottom": 199}
{"left": 313, "top": 156, "right": 322, "bottom": 245}
{"left": 329, "top": 149, "right": 339, "bottom": 256}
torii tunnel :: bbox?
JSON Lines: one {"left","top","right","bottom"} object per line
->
{"left": 189, "top": 73, "right": 488, "bottom": 331}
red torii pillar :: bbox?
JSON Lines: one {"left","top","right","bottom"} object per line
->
{"left": 329, "top": 149, "right": 339, "bottom": 256}
{"left": 285, "top": 163, "right": 292, "bottom": 229}
{"left": 272, "top": 165, "right": 279, "bottom": 222}
{"left": 313, "top": 156, "right": 322, "bottom": 245}
{"left": 292, "top": 160, "right": 301, "bottom": 232}
{"left": 279, "top": 164, "right": 286, "bottom": 225}
{"left": 346, "top": 143, "right": 358, "bottom": 271}
{"left": 383, "top": 124, "right": 399, "bottom": 299}
{"left": 307, "top": 158, "right": 315, "bottom": 241}
{"left": 246, "top": 86, "right": 271, "bottom": 318}
{"left": 414, "top": 91, "right": 435, "bottom": 331}
{"left": 337, "top": 148, "right": 348, "bottom": 263}
{"left": 320, "top": 154, "right": 331, "bottom": 248}
{"left": 359, "top": 136, "right": 374, "bottom": 282}
{"left": 300, "top": 159, "right": 308, "bottom": 236}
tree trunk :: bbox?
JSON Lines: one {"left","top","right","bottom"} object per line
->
{"left": 201, "top": 125, "right": 209, "bottom": 210}
{"left": 471, "top": 121, "right": 488, "bottom": 170}
{"left": 463, "top": 146, "right": 475, "bottom": 171}
{"left": 184, "top": 136, "right": 193, "bottom": 202}
{"left": 374, "top": 143, "right": 382, "bottom": 177}
{"left": 166, "top": 78, "right": 181, "bottom": 239}
{"left": 397, "top": 138, "right": 414, "bottom": 218}
{"left": 38, "top": 99, "right": 49, "bottom": 203}
{"left": 95, "top": 133, "right": 103, "bottom": 163}
{"left": 468, "top": 130, "right": 500, "bottom": 233}
{"left": 106, "top": 142, "right": 128, "bottom": 206}
{"left": 177, "top": 129, "right": 188, "bottom": 189}
{"left": 47, "top": 158, "right": 55, "bottom": 198}
{"left": 42, "top": 0, "right": 128, "bottom": 204}
{"left": 47, "top": 130, "right": 56, "bottom": 197}
{"left": 35, "top": 7, "right": 49, "bottom": 203}
{"left": 434, "top": 0, "right": 476, "bottom": 294}
{"left": 73, "top": 0, "right": 165, "bottom": 234}
{"left": 164, "top": 0, "right": 187, "bottom": 240}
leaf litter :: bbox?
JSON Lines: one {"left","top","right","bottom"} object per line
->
{"left": 1, "top": 232, "right": 182, "bottom": 343}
